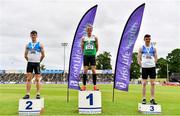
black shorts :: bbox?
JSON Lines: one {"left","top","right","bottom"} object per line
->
{"left": 26, "top": 62, "right": 40, "bottom": 74}
{"left": 83, "top": 55, "right": 96, "bottom": 66}
{"left": 142, "top": 67, "right": 156, "bottom": 79}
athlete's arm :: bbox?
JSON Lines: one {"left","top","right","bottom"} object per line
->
{"left": 95, "top": 36, "right": 99, "bottom": 52}
{"left": 40, "top": 44, "right": 45, "bottom": 62}
{"left": 137, "top": 47, "right": 142, "bottom": 66}
{"left": 154, "top": 48, "right": 158, "bottom": 63}
{"left": 81, "top": 37, "right": 84, "bottom": 51}
{"left": 24, "top": 45, "right": 28, "bottom": 61}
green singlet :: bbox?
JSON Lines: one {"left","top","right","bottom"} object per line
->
{"left": 83, "top": 35, "right": 97, "bottom": 56}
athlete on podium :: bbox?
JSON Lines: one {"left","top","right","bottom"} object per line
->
{"left": 23, "top": 31, "right": 45, "bottom": 99}
{"left": 138, "top": 34, "right": 158, "bottom": 105}
{"left": 81, "top": 24, "right": 99, "bottom": 91}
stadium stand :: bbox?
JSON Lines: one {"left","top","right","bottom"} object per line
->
{"left": 0, "top": 69, "right": 115, "bottom": 84}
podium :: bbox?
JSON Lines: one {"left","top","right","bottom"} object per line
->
{"left": 19, "top": 98, "right": 44, "bottom": 115}
{"left": 138, "top": 103, "right": 161, "bottom": 114}
{"left": 78, "top": 91, "right": 102, "bottom": 114}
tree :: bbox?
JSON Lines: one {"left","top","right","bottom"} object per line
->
{"left": 156, "top": 57, "right": 167, "bottom": 78}
{"left": 40, "top": 64, "right": 46, "bottom": 70}
{"left": 167, "top": 48, "right": 180, "bottom": 75}
{"left": 96, "top": 51, "right": 112, "bottom": 70}
{"left": 130, "top": 52, "right": 141, "bottom": 79}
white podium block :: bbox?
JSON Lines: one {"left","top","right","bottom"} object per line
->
{"left": 19, "top": 98, "right": 44, "bottom": 115}
{"left": 138, "top": 103, "right": 161, "bottom": 114}
{"left": 78, "top": 91, "right": 102, "bottom": 114}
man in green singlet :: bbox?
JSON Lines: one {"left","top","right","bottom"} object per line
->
{"left": 81, "top": 24, "right": 99, "bottom": 91}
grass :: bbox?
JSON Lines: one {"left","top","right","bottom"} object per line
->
{"left": 0, "top": 84, "right": 180, "bottom": 115}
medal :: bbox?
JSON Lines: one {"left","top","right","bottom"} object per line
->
{"left": 30, "top": 42, "right": 37, "bottom": 54}
{"left": 145, "top": 46, "right": 152, "bottom": 59}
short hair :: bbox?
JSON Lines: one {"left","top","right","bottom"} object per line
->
{"left": 144, "top": 34, "right": 151, "bottom": 38}
{"left": 86, "top": 23, "right": 93, "bottom": 29}
{"left": 30, "top": 30, "right": 37, "bottom": 35}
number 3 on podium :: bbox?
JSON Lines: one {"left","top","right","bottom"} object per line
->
{"left": 26, "top": 101, "right": 33, "bottom": 110}
{"left": 150, "top": 106, "right": 154, "bottom": 111}
{"left": 86, "top": 93, "right": 93, "bottom": 105}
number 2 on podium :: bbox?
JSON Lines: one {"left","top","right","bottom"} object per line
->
{"left": 26, "top": 101, "right": 33, "bottom": 110}
{"left": 86, "top": 93, "right": 93, "bottom": 105}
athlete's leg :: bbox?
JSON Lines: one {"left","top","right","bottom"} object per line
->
{"left": 35, "top": 74, "right": 41, "bottom": 94}
{"left": 141, "top": 79, "right": 147, "bottom": 104}
{"left": 82, "top": 55, "right": 88, "bottom": 90}
{"left": 34, "top": 63, "right": 41, "bottom": 98}
{"left": 149, "top": 67, "right": 157, "bottom": 104}
{"left": 142, "top": 79, "right": 147, "bottom": 99}
{"left": 34, "top": 74, "right": 41, "bottom": 98}
{"left": 150, "top": 79, "right": 155, "bottom": 99}
{"left": 26, "top": 73, "right": 33, "bottom": 95}
{"left": 149, "top": 68, "right": 157, "bottom": 104}
{"left": 23, "top": 72, "right": 33, "bottom": 99}
{"left": 91, "top": 66, "right": 97, "bottom": 85}
{"left": 83, "top": 66, "right": 88, "bottom": 86}
{"left": 92, "top": 66, "right": 99, "bottom": 90}
{"left": 141, "top": 67, "right": 148, "bottom": 103}
{"left": 150, "top": 79, "right": 157, "bottom": 104}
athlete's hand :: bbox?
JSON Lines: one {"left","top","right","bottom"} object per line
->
{"left": 25, "top": 56, "right": 28, "bottom": 61}
{"left": 138, "top": 61, "right": 142, "bottom": 67}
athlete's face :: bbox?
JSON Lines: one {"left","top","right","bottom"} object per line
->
{"left": 86, "top": 27, "right": 93, "bottom": 35}
{"left": 30, "top": 33, "right": 37, "bottom": 42}
{"left": 144, "top": 37, "right": 151, "bottom": 45}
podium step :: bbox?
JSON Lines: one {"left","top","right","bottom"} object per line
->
{"left": 78, "top": 91, "right": 102, "bottom": 114}
{"left": 19, "top": 98, "right": 44, "bottom": 115}
{"left": 138, "top": 103, "right": 161, "bottom": 114}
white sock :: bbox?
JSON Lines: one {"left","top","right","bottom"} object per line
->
{"left": 150, "top": 97, "right": 154, "bottom": 100}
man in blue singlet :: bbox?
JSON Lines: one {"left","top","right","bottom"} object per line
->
{"left": 23, "top": 31, "right": 45, "bottom": 99}
{"left": 138, "top": 34, "right": 158, "bottom": 105}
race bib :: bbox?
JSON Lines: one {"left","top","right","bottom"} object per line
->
{"left": 30, "top": 49, "right": 37, "bottom": 54}
{"left": 145, "top": 53, "right": 152, "bottom": 59}
{"left": 86, "top": 43, "right": 94, "bottom": 50}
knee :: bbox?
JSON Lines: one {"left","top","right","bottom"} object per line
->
{"left": 35, "top": 78, "right": 40, "bottom": 83}
{"left": 91, "top": 67, "right": 96, "bottom": 74}
{"left": 35, "top": 75, "right": 41, "bottom": 82}
{"left": 142, "top": 82, "right": 147, "bottom": 87}
{"left": 84, "top": 69, "right": 88, "bottom": 74}
{"left": 92, "top": 69, "right": 96, "bottom": 74}
{"left": 27, "top": 78, "right": 31, "bottom": 82}
{"left": 151, "top": 82, "right": 155, "bottom": 86}
{"left": 26, "top": 74, "right": 32, "bottom": 82}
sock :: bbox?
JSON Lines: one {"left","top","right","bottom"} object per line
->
{"left": 93, "top": 74, "right": 97, "bottom": 85}
{"left": 83, "top": 74, "right": 87, "bottom": 85}
{"left": 150, "top": 97, "right": 154, "bottom": 100}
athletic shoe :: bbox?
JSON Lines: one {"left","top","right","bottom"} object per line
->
{"left": 23, "top": 94, "right": 30, "bottom": 99}
{"left": 142, "top": 99, "right": 146, "bottom": 104}
{"left": 93, "top": 85, "right": 99, "bottom": 91}
{"left": 81, "top": 85, "right": 86, "bottom": 91}
{"left": 36, "top": 94, "right": 41, "bottom": 99}
{"left": 150, "top": 99, "right": 157, "bottom": 105}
